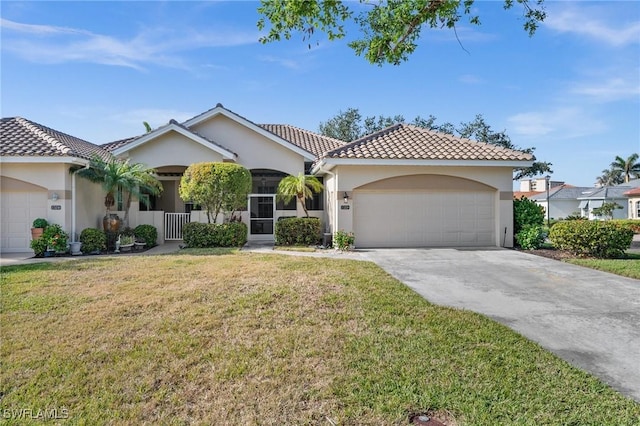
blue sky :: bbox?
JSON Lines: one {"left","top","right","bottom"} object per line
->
{"left": 1, "top": 1, "right": 639, "bottom": 187}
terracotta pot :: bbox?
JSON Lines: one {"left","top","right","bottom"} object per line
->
{"left": 103, "top": 214, "right": 120, "bottom": 233}
{"left": 31, "top": 227, "right": 44, "bottom": 240}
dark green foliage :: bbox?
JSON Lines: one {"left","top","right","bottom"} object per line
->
{"left": 515, "top": 225, "right": 546, "bottom": 250}
{"left": 32, "top": 218, "right": 48, "bottom": 228}
{"left": 42, "top": 224, "right": 68, "bottom": 252}
{"left": 333, "top": 230, "right": 355, "bottom": 251}
{"left": 29, "top": 237, "right": 48, "bottom": 257}
{"left": 80, "top": 228, "right": 107, "bottom": 254}
{"left": 564, "top": 213, "right": 587, "bottom": 221}
{"left": 274, "top": 217, "right": 322, "bottom": 246}
{"left": 549, "top": 221, "right": 633, "bottom": 258}
{"left": 120, "top": 227, "right": 135, "bottom": 237}
{"left": 513, "top": 196, "right": 545, "bottom": 234}
{"left": 134, "top": 224, "right": 158, "bottom": 247}
{"left": 183, "top": 222, "right": 248, "bottom": 248}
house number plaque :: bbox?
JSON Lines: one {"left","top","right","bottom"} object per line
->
{"left": 51, "top": 205, "right": 62, "bottom": 210}
{"left": 340, "top": 205, "right": 350, "bottom": 210}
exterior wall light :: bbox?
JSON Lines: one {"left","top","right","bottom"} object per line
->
{"left": 343, "top": 192, "right": 349, "bottom": 204}
{"left": 51, "top": 192, "right": 59, "bottom": 201}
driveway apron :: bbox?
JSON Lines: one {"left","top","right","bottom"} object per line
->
{"left": 361, "top": 247, "right": 640, "bottom": 402}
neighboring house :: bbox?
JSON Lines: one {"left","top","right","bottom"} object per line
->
{"left": 1, "top": 104, "right": 533, "bottom": 252}
{"left": 529, "top": 185, "right": 593, "bottom": 220}
{"left": 518, "top": 177, "right": 564, "bottom": 193}
{"left": 0, "top": 117, "right": 112, "bottom": 252}
{"left": 529, "top": 182, "right": 636, "bottom": 220}
{"left": 625, "top": 186, "right": 640, "bottom": 219}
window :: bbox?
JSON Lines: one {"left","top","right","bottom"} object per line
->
{"left": 116, "top": 186, "right": 124, "bottom": 211}
{"left": 305, "top": 177, "right": 324, "bottom": 211}
{"left": 276, "top": 197, "right": 297, "bottom": 211}
{"left": 636, "top": 201, "right": 640, "bottom": 219}
{"left": 139, "top": 188, "right": 158, "bottom": 211}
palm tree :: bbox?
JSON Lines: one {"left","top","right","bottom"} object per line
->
{"left": 595, "top": 168, "right": 623, "bottom": 187}
{"left": 610, "top": 153, "right": 640, "bottom": 183}
{"left": 276, "top": 173, "right": 324, "bottom": 217}
{"left": 74, "top": 156, "right": 163, "bottom": 228}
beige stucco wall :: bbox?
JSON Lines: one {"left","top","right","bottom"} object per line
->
{"left": 1, "top": 163, "right": 72, "bottom": 232}
{"left": 321, "top": 165, "right": 516, "bottom": 247}
{"left": 122, "top": 131, "right": 224, "bottom": 168}
{"left": 191, "top": 115, "right": 304, "bottom": 175}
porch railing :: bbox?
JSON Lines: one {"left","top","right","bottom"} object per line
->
{"left": 165, "top": 213, "right": 190, "bottom": 240}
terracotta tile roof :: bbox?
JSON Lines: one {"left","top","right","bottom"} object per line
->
{"left": 514, "top": 190, "right": 544, "bottom": 199}
{"left": 259, "top": 124, "right": 345, "bottom": 158}
{"left": 323, "top": 124, "right": 534, "bottom": 161}
{"left": 1, "top": 117, "right": 112, "bottom": 161}
{"left": 625, "top": 187, "right": 640, "bottom": 196}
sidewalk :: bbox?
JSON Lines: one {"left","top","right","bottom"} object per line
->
{"left": 0, "top": 241, "right": 183, "bottom": 267}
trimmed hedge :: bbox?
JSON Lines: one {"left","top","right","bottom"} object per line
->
{"left": 183, "top": 222, "right": 248, "bottom": 248}
{"left": 134, "top": 224, "right": 158, "bottom": 247}
{"left": 275, "top": 217, "right": 321, "bottom": 246}
{"left": 549, "top": 220, "right": 633, "bottom": 258}
{"left": 610, "top": 219, "right": 640, "bottom": 233}
{"left": 80, "top": 228, "right": 107, "bottom": 254}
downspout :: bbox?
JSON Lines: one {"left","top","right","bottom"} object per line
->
{"left": 72, "top": 162, "right": 91, "bottom": 243}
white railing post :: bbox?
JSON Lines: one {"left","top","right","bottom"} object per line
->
{"left": 164, "top": 213, "right": 190, "bottom": 240}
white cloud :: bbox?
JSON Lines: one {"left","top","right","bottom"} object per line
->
{"left": 507, "top": 107, "right": 606, "bottom": 139}
{"left": 544, "top": 6, "right": 640, "bottom": 46}
{"left": 258, "top": 55, "right": 301, "bottom": 70}
{"left": 570, "top": 74, "right": 640, "bottom": 103}
{"left": 0, "top": 18, "right": 259, "bottom": 71}
{"left": 459, "top": 74, "right": 483, "bottom": 84}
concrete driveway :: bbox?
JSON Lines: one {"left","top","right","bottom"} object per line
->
{"left": 360, "top": 247, "right": 640, "bottom": 402}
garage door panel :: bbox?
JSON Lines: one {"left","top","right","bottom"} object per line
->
{"left": 354, "top": 190, "right": 495, "bottom": 248}
{"left": 1, "top": 190, "right": 47, "bottom": 252}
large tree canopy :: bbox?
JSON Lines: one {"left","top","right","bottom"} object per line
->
{"left": 179, "top": 162, "right": 252, "bottom": 223}
{"left": 257, "top": 0, "right": 546, "bottom": 65}
{"left": 318, "top": 108, "right": 552, "bottom": 180}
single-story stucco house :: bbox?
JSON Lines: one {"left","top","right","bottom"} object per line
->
{"left": 1, "top": 104, "right": 534, "bottom": 253}
{"left": 528, "top": 182, "right": 636, "bottom": 220}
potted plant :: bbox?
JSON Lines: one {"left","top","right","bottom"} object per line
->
{"left": 30, "top": 236, "right": 48, "bottom": 257}
{"left": 31, "top": 218, "right": 48, "bottom": 241}
{"left": 42, "top": 224, "right": 68, "bottom": 254}
{"left": 119, "top": 234, "right": 135, "bottom": 252}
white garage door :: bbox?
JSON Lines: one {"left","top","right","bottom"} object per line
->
{"left": 354, "top": 190, "right": 495, "bottom": 248}
{"left": 1, "top": 191, "right": 48, "bottom": 252}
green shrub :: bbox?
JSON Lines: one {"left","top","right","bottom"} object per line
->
{"left": 610, "top": 219, "right": 640, "bottom": 233}
{"left": 30, "top": 237, "right": 48, "bottom": 257}
{"left": 183, "top": 222, "right": 247, "bottom": 248}
{"left": 134, "top": 224, "right": 158, "bottom": 247}
{"left": 43, "top": 224, "right": 68, "bottom": 253}
{"left": 32, "top": 218, "right": 48, "bottom": 228}
{"left": 333, "top": 230, "right": 355, "bottom": 251}
{"left": 80, "top": 228, "right": 107, "bottom": 254}
{"left": 564, "top": 213, "right": 587, "bottom": 221}
{"left": 275, "top": 217, "right": 321, "bottom": 246}
{"left": 549, "top": 221, "right": 633, "bottom": 258}
{"left": 513, "top": 196, "right": 545, "bottom": 234}
{"left": 515, "top": 225, "right": 546, "bottom": 250}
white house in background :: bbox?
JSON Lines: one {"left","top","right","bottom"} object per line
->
{"left": 528, "top": 181, "right": 639, "bottom": 220}
{"left": 1, "top": 103, "right": 534, "bottom": 252}
{"left": 519, "top": 177, "right": 564, "bottom": 193}
{"left": 625, "top": 185, "right": 640, "bottom": 219}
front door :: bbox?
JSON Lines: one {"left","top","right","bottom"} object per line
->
{"left": 249, "top": 195, "right": 274, "bottom": 239}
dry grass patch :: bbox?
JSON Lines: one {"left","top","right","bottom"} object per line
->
{"left": 2, "top": 254, "right": 639, "bottom": 425}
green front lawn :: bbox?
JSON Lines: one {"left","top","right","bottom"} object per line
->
{"left": 2, "top": 254, "right": 639, "bottom": 424}
{"left": 567, "top": 253, "right": 640, "bottom": 279}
